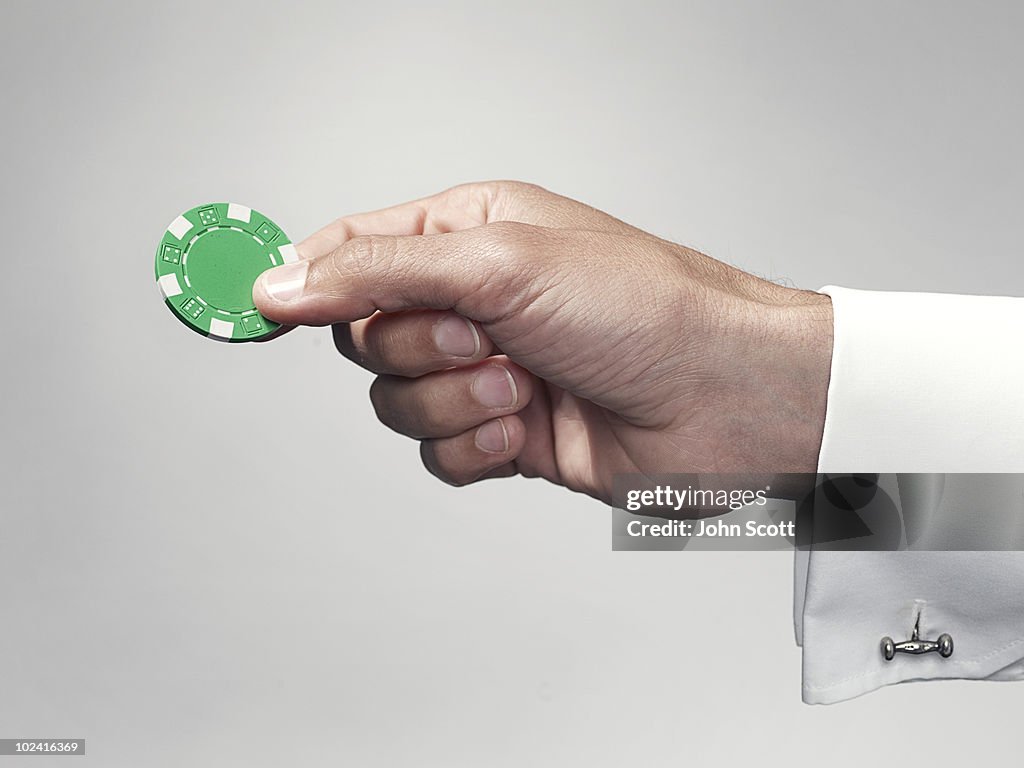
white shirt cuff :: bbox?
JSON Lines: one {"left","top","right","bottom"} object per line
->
{"left": 797, "top": 286, "right": 1024, "bottom": 703}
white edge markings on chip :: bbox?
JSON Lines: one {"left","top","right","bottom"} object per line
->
{"left": 227, "top": 203, "right": 252, "bottom": 223}
{"left": 208, "top": 317, "right": 235, "bottom": 340}
{"left": 278, "top": 244, "right": 298, "bottom": 264}
{"left": 158, "top": 273, "right": 183, "bottom": 298}
{"left": 167, "top": 215, "right": 193, "bottom": 241}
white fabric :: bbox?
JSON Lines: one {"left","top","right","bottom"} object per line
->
{"left": 798, "top": 286, "right": 1024, "bottom": 704}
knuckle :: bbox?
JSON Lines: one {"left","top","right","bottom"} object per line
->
{"left": 486, "top": 179, "right": 547, "bottom": 200}
{"left": 362, "top": 320, "right": 405, "bottom": 374}
{"left": 443, "top": 180, "right": 549, "bottom": 219}
{"left": 511, "top": 180, "right": 549, "bottom": 197}
{"left": 415, "top": 389, "right": 451, "bottom": 437}
{"left": 332, "top": 323, "right": 356, "bottom": 357}
{"left": 332, "top": 235, "right": 389, "bottom": 282}
{"left": 443, "top": 181, "right": 483, "bottom": 199}
{"left": 420, "top": 441, "right": 468, "bottom": 487}
{"left": 370, "top": 377, "right": 448, "bottom": 439}
{"left": 438, "top": 182, "right": 488, "bottom": 218}
{"left": 478, "top": 223, "right": 549, "bottom": 303}
{"left": 368, "top": 378, "right": 400, "bottom": 430}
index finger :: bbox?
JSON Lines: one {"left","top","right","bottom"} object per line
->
{"left": 296, "top": 184, "right": 494, "bottom": 261}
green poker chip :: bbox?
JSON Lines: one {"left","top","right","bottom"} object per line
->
{"left": 155, "top": 202, "right": 295, "bottom": 342}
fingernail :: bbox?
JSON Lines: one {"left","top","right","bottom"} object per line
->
{"left": 260, "top": 261, "right": 308, "bottom": 302}
{"left": 472, "top": 366, "right": 517, "bottom": 408}
{"left": 434, "top": 315, "right": 480, "bottom": 357}
{"left": 475, "top": 419, "right": 509, "bottom": 453}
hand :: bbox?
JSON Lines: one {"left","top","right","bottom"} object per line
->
{"left": 253, "top": 182, "right": 833, "bottom": 503}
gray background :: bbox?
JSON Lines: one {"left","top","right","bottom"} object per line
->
{"left": 1, "top": 1, "right": 1022, "bottom": 765}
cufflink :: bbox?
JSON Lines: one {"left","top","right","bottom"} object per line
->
{"left": 881, "top": 617, "right": 953, "bottom": 661}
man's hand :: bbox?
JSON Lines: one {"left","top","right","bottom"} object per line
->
{"left": 253, "top": 182, "right": 833, "bottom": 503}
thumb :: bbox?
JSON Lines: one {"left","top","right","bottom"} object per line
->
{"left": 253, "top": 222, "right": 545, "bottom": 326}
{"left": 255, "top": 223, "right": 692, "bottom": 422}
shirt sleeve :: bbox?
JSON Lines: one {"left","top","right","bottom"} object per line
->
{"left": 797, "top": 286, "right": 1024, "bottom": 704}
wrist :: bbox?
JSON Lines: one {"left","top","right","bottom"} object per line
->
{"left": 746, "top": 290, "right": 834, "bottom": 498}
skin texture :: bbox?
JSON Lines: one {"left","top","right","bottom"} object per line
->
{"left": 253, "top": 182, "right": 834, "bottom": 505}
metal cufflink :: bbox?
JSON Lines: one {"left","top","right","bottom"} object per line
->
{"left": 881, "top": 616, "right": 953, "bottom": 661}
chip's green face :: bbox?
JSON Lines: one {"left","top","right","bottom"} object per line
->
{"left": 155, "top": 203, "right": 295, "bottom": 342}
